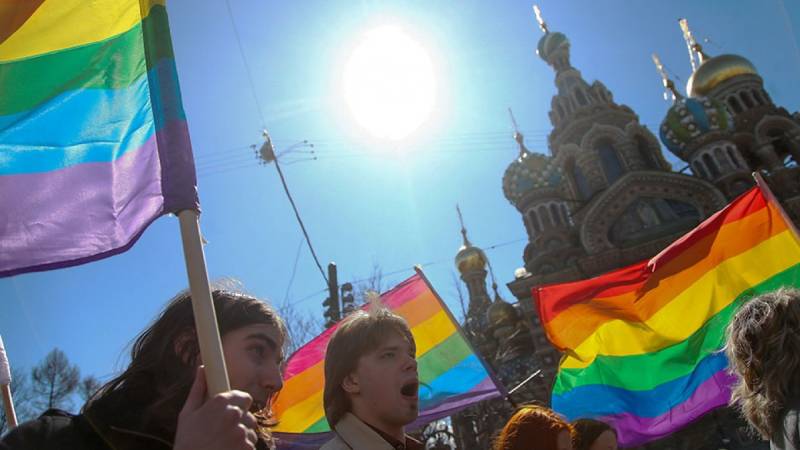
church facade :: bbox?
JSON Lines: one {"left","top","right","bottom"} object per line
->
{"left": 451, "top": 12, "right": 800, "bottom": 450}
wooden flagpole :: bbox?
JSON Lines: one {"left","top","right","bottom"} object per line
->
{"left": 0, "top": 336, "right": 17, "bottom": 429}
{"left": 753, "top": 171, "right": 800, "bottom": 239}
{"left": 178, "top": 210, "right": 231, "bottom": 395}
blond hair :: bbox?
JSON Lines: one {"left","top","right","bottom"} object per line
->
{"left": 725, "top": 287, "right": 800, "bottom": 438}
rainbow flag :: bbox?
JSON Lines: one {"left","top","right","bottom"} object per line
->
{"left": 273, "top": 272, "right": 503, "bottom": 449}
{"left": 0, "top": 0, "right": 197, "bottom": 277}
{"left": 536, "top": 186, "right": 800, "bottom": 447}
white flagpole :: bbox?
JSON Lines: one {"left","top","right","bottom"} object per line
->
{"left": 0, "top": 336, "right": 18, "bottom": 429}
{"left": 177, "top": 210, "right": 231, "bottom": 395}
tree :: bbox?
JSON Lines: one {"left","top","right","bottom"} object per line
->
{"left": 78, "top": 375, "right": 102, "bottom": 403}
{"left": 355, "top": 262, "right": 384, "bottom": 305}
{"left": 0, "top": 366, "right": 33, "bottom": 435}
{"left": 278, "top": 298, "right": 324, "bottom": 356}
{"left": 31, "top": 348, "right": 79, "bottom": 412}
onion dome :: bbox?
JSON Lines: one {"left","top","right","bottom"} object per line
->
{"left": 487, "top": 299, "right": 519, "bottom": 327}
{"left": 537, "top": 31, "right": 569, "bottom": 63}
{"left": 502, "top": 151, "right": 562, "bottom": 204}
{"left": 455, "top": 245, "right": 487, "bottom": 273}
{"left": 455, "top": 205, "right": 487, "bottom": 274}
{"left": 659, "top": 96, "right": 733, "bottom": 158}
{"left": 687, "top": 54, "right": 758, "bottom": 97}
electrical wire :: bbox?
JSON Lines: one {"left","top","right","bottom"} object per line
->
{"left": 223, "top": 0, "right": 329, "bottom": 285}
{"left": 291, "top": 237, "right": 526, "bottom": 305}
{"left": 272, "top": 153, "right": 329, "bottom": 284}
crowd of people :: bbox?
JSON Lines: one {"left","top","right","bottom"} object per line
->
{"left": 0, "top": 287, "right": 797, "bottom": 449}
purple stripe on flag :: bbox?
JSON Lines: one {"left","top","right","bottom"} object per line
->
{"left": 273, "top": 377, "right": 501, "bottom": 450}
{"left": 601, "top": 369, "right": 736, "bottom": 448}
{"left": 409, "top": 376, "right": 501, "bottom": 431}
{"left": 0, "top": 120, "right": 194, "bottom": 277}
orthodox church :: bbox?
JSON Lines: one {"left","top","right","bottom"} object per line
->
{"left": 451, "top": 9, "right": 800, "bottom": 450}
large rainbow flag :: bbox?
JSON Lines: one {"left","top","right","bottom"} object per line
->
{"left": 273, "top": 271, "right": 503, "bottom": 449}
{"left": 536, "top": 186, "right": 800, "bottom": 447}
{"left": 0, "top": 0, "right": 197, "bottom": 277}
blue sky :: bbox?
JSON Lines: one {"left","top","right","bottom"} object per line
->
{"left": 2, "top": 0, "right": 800, "bottom": 399}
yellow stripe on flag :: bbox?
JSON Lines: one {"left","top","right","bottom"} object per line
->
{"left": 562, "top": 230, "right": 800, "bottom": 368}
{"left": 0, "top": 0, "right": 165, "bottom": 63}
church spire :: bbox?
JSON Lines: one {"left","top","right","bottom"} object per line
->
{"left": 652, "top": 53, "right": 682, "bottom": 102}
{"left": 508, "top": 107, "right": 530, "bottom": 157}
{"left": 679, "top": 18, "right": 709, "bottom": 71}
{"left": 533, "top": 5, "right": 548, "bottom": 34}
{"left": 456, "top": 204, "right": 472, "bottom": 248}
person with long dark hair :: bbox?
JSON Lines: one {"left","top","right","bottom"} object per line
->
{"left": 1, "top": 289, "right": 287, "bottom": 450}
{"left": 726, "top": 287, "right": 800, "bottom": 449}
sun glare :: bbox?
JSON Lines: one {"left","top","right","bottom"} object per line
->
{"left": 343, "top": 25, "right": 436, "bottom": 141}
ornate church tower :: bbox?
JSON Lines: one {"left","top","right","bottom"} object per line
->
{"left": 659, "top": 20, "right": 800, "bottom": 217}
{"left": 502, "top": 6, "right": 730, "bottom": 438}
{"left": 451, "top": 207, "right": 541, "bottom": 450}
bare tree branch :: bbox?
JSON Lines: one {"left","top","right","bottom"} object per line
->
{"left": 278, "top": 299, "right": 323, "bottom": 356}
{"left": 78, "top": 375, "right": 102, "bottom": 403}
{"left": 30, "top": 348, "right": 79, "bottom": 412}
{"left": 0, "top": 366, "right": 33, "bottom": 435}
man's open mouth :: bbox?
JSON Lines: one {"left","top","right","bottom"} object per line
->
{"left": 400, "top": 380, "right": 419, "bottom": 398}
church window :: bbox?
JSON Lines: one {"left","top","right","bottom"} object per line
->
{"left": 727, "top": 146, "right": 741, "bottom": 168}
{"left": 728, "top": 96, "right": 742, "bottom": 114}
{"left": 575, "top": 89, "right": 588, "bottom": 106}
{"left": 714, "top": 147, "right": 732, "bottom": 171}
{"left": 752, "top": 90, "right": 764, "bottom": 105}
{"left": 665, "top": 199, "right": 700, "bottom": 220}
{"left": 741, "top": 91, "right": 754, "bottom": 109}
{"left": 550, "top": 204, "right": 562, "bottom": 226}
{"left": 560, "top": 204, "right": 571, "bottom": 225}
{"left": 692, "top": 161, "right": 708, "bottom": 179}
{"left": 609, "top": 198, "right": 700, "bottom": 247}
{"left": 597, "top": 140, "right": 624, "bottom": 183}
{"left": 703, "top": 153, "right": 721, "bottom": 178}
{"left": 538, "top": 205, "right": 552, "bottom": 228}
{"left": 636, "top": 135, "right": 659, "bottom": 169}
{"left": 571, "top": 164, "right": 592, "bottom": 200}
{"left": 528, "top": 210, "right": 541, "bottom": 233}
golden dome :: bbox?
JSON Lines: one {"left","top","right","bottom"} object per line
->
{"left": 455, "top": 245, "right": 487, "bottom": 273}
{"left": 687, "top": 54, "right": 758, "bottom": 97}
{"left": 487, "top": 300, "right": 519, "bottom": 327}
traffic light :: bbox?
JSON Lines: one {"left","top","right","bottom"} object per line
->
{"left": 323, "top": 262, "right": 340, "bottom": 328}
{"left": 323, "top": 295, "right": 340, "bottom": 328}
{"left": 341, "top": 282, "right": 355, "bottom": 315}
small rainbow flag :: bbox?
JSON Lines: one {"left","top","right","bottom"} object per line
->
{"left": 0, "top": 0, "right": 197, "bottom": 277}
{"left": 536, "top": 186, "right": 800, "bottom": 447}
{"left": 273, "top": 271, "right": 503, "bottom": 448}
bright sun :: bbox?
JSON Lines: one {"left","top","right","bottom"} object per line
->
{"left": 343, "top": 25, "right": 436, "bottom": 141}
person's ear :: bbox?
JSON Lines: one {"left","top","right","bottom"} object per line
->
{"left": 341, "top": 373, "right": 360, "bottom": 395}
{"left": 173, "top": 328, "right": 198, "bottom": 365}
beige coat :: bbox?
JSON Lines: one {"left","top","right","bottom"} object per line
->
{"left": 320, "top": 413, "right": 396, "bottom": 450}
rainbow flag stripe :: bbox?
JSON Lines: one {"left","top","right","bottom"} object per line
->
{"left": 536, "top": 186, "right": 800, "bottom": 447}
{"left": 273, "top": 272, "right": 502, "bottom": 448}
{"left": 0, "top": 0, "right": 197, "bottom": 277}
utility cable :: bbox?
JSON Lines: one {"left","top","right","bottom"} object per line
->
{"left": 223, "top": 0, "right": 329, "bottom": 285}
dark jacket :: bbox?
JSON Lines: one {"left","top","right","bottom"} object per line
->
{"left": 772, "top": 400, "right": 800, "bottom": 450}
{"left": 0, "top": 408, "right": 172, "bottom": 450}
{"left": 1, "top": 405, "right": 272, "bottom": 450}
